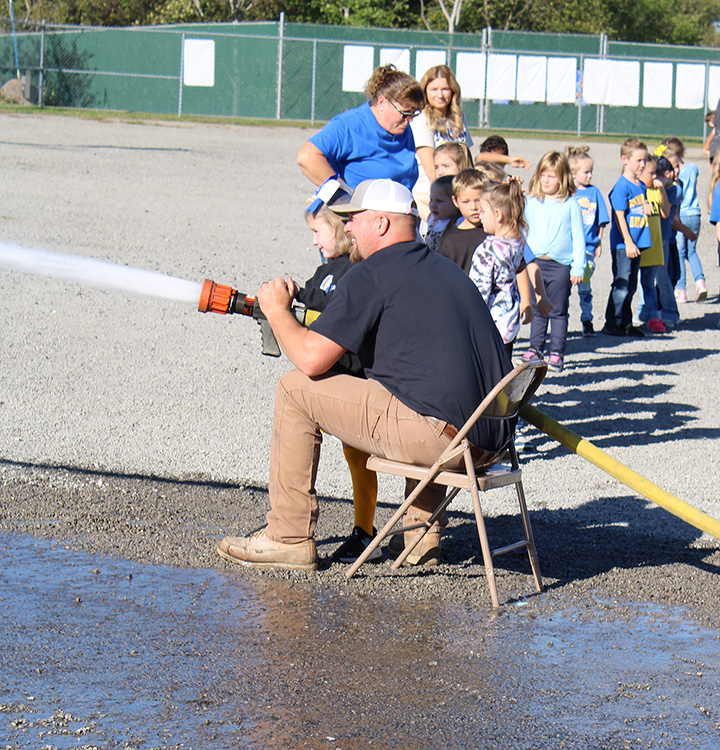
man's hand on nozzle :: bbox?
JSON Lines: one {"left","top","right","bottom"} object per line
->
{"left": 257, "top": 277, "right": 295, "bottom": 318}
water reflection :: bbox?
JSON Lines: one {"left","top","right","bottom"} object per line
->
{"left": 1, "top": 533, "right": 719, "bottom": 749}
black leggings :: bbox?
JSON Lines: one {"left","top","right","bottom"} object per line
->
{"left": 529, "top": 258, "right": 571, "bottom": 356}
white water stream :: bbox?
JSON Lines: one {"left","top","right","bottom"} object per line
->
{"left": 0, "top": 242, "right": 202, "bottom": 305}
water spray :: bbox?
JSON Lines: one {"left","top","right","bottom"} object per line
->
{"left": 0, "top": 243, "right": 319, "bottom": 358}
{"left": 197, "top": 279, "right": 320, "bottom": 356}
{"left": 0, "top": 242, "right": 202, "bottom": 305}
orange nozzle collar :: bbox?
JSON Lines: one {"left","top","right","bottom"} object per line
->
{"left": 198, "top": 278, "right": 234, "bottom": 314}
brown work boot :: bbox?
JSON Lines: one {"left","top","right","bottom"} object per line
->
{"left": 387, "top": 525, "right": 442, "bottom": 566}
{"left": 217, "top": 528, "right": 318, "bottom": 571}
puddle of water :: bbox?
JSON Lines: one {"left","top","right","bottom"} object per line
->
{"left": 1, "top": 533, "right": 719, "bottom": 749}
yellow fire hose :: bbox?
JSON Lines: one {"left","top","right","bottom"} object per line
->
{"left": 520, "top": 404, "right": 720, "bottom": 542}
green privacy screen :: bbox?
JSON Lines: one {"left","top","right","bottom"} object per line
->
{"left": 2, "top": 19, "right": 719, "bottom": 138}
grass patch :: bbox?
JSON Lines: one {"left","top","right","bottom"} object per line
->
{"left": 0, "top": 102, "right": 706, "bottom": 147}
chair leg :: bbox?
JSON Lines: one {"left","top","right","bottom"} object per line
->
{"left": 515, "top": 480, "right": 543, "bottom": 593}
{"left": 346, "top": 465, "right": 444, "bottom": 578}
{"left": 466, "top": 453, "right": 500, "bottom": 608}
{"left": 347, "top": 447, "right": 468, "bottom": 578}
{"left": 345, "top": 492, "right": 414, "bottom": 578}
{"left": 470, "top": 483, "right": 499, "bottom": 608}
{"left": 390, "top": 486, "right": 461, "bottom": 570}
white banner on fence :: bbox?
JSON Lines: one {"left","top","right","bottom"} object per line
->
{"left": 675, "top": 63, "right": 706, "bottom": 109}
{"left": 342, "top": 45, "right": 375, "bottom": 92}
{"left": 613, "top": 60, "right": 640, "bottom": 106}
{"left": 582, "top": 59, "right": 611, "bottom": 104}
{"left": 487, "top": 54, "right": 517, "bottom": 100}
{"left": 708, "top": 65, "right": 720, "bottom": 111}
{"left": 380, "top": 47, "right": 411, "bottom": 73}
{"left": 339, "top": 44, "right": 710, "bottom": 113}
{"left": 183, "top": 39, "right": 215, "bottom": 87}
{"left": 643, "top": 62, "right": 673, "bottom": 108}
{"left": 455, "top": 52, "right": 486, "bottom": 99}
{"left": 546, "top": 57, "right": 577, "bottom": 103}
{"left": 415, "top": 49, "right": 447, "bottom": 78}
{"left": 517, "top": 56, "right": 547, "bottom": 102}
{"left": 583, "top": 59, "right": 639, "bottom": 106}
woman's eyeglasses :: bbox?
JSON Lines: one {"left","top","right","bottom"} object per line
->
{"left": 386, "top": 99, "right": 421, "bottom": 120}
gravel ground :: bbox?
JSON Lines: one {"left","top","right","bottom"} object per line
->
{"left": 1, "top": 113, "right": 720, "bottom": 748}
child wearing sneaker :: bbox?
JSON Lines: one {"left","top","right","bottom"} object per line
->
{"left": 566, "top": 146, "right": 609, "bottom": 338}
{"left": 603, "top": 138, "right": 652, "bottom": 337}
{"left": 653, "top": 151, "right": 684, "bottom": 327}
{"left": 523, "top": 151, "right": 586, "bottom": 372}
{"left": 468, "top": 180, "right": 529, "bottom": 357}
{"left": 662, "top": 137, "right": 706, "bottom": 303}
{"left": 636, "top": 155, "right": 670, "bottom": 333}
{"left": 301, "top": 178, "right": 381, "bottom": 564}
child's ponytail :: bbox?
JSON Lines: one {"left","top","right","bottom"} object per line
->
{"left": 565, "top": 145, "right": 592, "bottom": 172}
{"left": 484, "top": 179, "right": 527, "bottom": 237}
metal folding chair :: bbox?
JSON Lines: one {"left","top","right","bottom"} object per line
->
{"left": 345, "top": 361, "right": 547, "bottom": 608}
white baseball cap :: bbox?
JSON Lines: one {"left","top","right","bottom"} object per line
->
{"left": 329, "top": 179, "right": 418, "bottom": 216}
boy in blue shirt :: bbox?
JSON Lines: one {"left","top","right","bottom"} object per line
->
{"left": 567, "top": 146, "right": 610, "bottom": 337}
{"left": 603, "top": 138, "right": 652, "bottom": 337}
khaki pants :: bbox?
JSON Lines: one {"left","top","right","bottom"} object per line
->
{"left": 266, "top": 370, "right": 460, "bottom": 543}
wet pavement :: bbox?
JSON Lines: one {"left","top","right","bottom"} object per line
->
{"left": 2, "top": 533, "right": 719, "bottom": 750}
{"left": 1, "top": 115, "right": 720, "bottom": 749}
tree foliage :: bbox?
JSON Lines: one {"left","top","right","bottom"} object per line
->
{"left": 10, "top": 0, "right": 720, "bottom": 46}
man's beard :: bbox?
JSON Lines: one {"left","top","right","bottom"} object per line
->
{"left": 349, "top": 242, "right": 363, "bottom": 263}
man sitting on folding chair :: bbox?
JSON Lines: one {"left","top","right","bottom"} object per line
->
{"left": 216, "top": 179, "right": 513, "bottom": 571}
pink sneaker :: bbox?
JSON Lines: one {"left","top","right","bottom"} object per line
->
{"left": 521, "top": 349, "right": 543, "bottom": 363}
{"left": 696, "top": 280, "right": 707, "bottom": 302}
{"left": 547, "top": 352, "right": 564, "bottom": 372}
{"left": 675, "top": 288, "right": 687, "bottom": 303}
{"left": 647, "top": 318, "right": 666, "bottom": 333}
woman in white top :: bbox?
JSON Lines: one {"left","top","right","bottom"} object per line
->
{"left": 411, "top": 65, "right": 473, "bottom": 220}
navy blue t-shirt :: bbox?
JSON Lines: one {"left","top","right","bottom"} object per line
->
{"left": 310, "top": 241, "right": 512, "bottom": 452}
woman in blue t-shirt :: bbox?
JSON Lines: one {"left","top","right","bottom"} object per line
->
{"left": 296, "top": 65, "right": 424, "bottom": 192}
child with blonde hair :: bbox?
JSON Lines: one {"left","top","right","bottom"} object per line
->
{"left": 522, "top": 151, "right": 585, "bottom": 372}
{"left": 603, "top": 138, "right": 652, "bottom": 337}
{"left": 566, "top": 146, "right": 609, "bottom": 337}
{"left": 437, "top": 169, "right": 491, "bottom": 272}
{"left": 469, "top": 180, "right": 529, "bottom": 355}
{"left": 300, "top": 179, "right": 380, "bottom": 564}
{"left": 661, "top": 137, "right": 706, "bottom": 302}
{"left": 433, "top": 142, "right": 472, "bottom": 178}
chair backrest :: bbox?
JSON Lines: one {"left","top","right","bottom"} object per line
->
{"left": 483, "top": 361, "right": 548, "bottom": 420}
{"left": 444, "top": 361, "right": 547, "bottom": 450}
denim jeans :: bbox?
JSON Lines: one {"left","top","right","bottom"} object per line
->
{"left": 675, "top": 214, "right": 704, "bottom": 290}
{"left": 657, "top": 237, "right": 680, "bottom": 325}
{"left": 575, "top": 255, "right": 596, "bottom": 323}
{"left": 605, "top": 245, "right": 640, "bottom": 330}
{"left": 637, "top": 265, "right": 660, "bottom": 321}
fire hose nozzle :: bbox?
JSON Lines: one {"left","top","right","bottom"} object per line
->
{"left": 198, "top": 278, "right": 236, "bottom": 314}
{"left": 196, "top": 277, "right": 320, "bottom": 358}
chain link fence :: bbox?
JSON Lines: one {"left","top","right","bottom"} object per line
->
{"left": 3, "top": 16, "right": 720, "bottom": 139}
